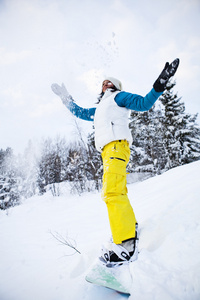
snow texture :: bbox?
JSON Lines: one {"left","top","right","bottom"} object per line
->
{"left": 0, "top": 161, "right": 200, "bottom": 300}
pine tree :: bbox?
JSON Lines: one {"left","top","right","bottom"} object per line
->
{"left": 129, "top": 80, "right": 200, "bottom": 177}
{"left": 129, "top": 106, "right": 166, "bottom": 175}
{"left": 181, "top": 113, "right": 200, "bottom": 164}
{"left": 37, "top": 137, "right": 64, "bottom": 196}
{"left": 159, "top": 81, "right": 200, "bottom": 169}
{"left": 129, "top": 110, "right": 154, "bottom": 173}
{"left": 0, "top": 148, "right": 21, "bottom": 209}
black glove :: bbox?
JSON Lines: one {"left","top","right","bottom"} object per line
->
{"left": 153, "top": 58, "right": 180, "bottom": 92}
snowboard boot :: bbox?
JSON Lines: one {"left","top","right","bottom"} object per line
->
{"left": 100, "top": 224, "right": 139, "bottom": 267}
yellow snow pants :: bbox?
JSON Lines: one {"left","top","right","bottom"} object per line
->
{"left": 101, "top": 140, "right": 137, "bottom": 244}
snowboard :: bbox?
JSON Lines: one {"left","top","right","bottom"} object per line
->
{"left": 85, "top": 259, "right": 132, "bottom": 295}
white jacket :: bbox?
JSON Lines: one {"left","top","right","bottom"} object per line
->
{"left": 94, "top": 89, "right": 133, "bottom": 151}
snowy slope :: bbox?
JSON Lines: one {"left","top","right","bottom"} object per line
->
{"left": 0, "top": 161, "right": 200, "bottom": 300}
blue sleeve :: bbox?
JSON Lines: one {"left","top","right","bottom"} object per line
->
{"left": 114, "top": 88, "right": 163, "bottom": 111}
{"left": 67, "top": 101, "right": 96, "bottom": 121}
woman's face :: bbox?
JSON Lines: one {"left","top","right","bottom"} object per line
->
{"left": 102, "top": 80, "right": 114, "bottom": 93}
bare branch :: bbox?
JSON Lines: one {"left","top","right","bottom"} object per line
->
{"left": 49, "top": 230, "right": 81, "bottom": 255}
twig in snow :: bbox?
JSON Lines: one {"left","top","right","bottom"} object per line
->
{"left": 49, "top": 230, "right": 81, "bottom": 255}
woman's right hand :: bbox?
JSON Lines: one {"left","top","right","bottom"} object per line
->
{"left": 51, "top": 83, "right": 74, "bottom": 105}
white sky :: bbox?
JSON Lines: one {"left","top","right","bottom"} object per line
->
{"left": 0, "top": 0, "right": 200, "bottom": 154}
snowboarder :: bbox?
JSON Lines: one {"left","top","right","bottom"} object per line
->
{"left": 51, "top": 58, "right": 179, "bottom": 266}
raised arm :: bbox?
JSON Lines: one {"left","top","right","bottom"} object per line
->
{"left": 115, "top": 58, "right": 180, "bottom": 111}
{"left": 115, "top": 88, "right": 163, "bottom": 111}
{"left": 51, "top": 83, "right": 96, "bottom": 121}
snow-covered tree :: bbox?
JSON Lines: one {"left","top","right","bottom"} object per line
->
{"left": 129, "top": 80, "right": 200, "bottom": 176}
{"left": 129, "top": 106, "right": 166, "bottom": 175}
{"left": 159, "top": 81, "right": 200, "bottom": 168}
{"left": 37, "top": 136, "right": 68, "bottom": 196}
{"left": 66, "top": 132, "right": 102, "bottom": 194}
{"left": 0, "top": 148, "right": 21, "bottom": 209}
{"left": 86, "top": 132, "right": 103, "bottom": 190}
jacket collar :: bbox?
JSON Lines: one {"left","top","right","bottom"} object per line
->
{"left": 100, "top": 89, "right": 119, "bottom": 102}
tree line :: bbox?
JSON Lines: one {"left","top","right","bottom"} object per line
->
{"left": 1, "top": 81, "right": 200, "bottom": 209}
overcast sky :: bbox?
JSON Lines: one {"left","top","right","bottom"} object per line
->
{"left": 0, "top": 0, "right": 200, "bottom": 154}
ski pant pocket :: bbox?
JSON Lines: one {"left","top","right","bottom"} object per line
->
{"left": 102, "top": 172, "right": 127, "bottom": 196}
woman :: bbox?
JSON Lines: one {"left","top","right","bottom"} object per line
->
{"left": 51, "top": 58, "right": 179, "bottom": 266}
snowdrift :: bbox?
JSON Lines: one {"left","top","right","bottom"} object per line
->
{"left": 0, "top": 161, "right": 200, "bottom": 300}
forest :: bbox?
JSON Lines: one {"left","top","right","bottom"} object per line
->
{"left": 1, "top": 81, "right": 200, "bottom": 209}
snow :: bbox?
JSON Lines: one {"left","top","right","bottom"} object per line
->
{"left": 0, "top": 161, "right": 200, "bottom": 300}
